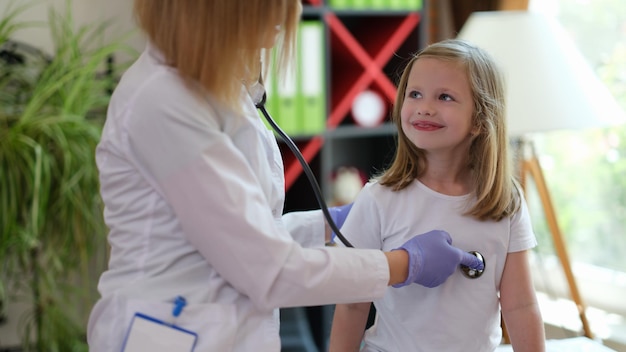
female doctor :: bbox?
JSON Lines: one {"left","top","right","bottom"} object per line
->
{"left": 86, "top": 1, "right": 484, "bottom": 351}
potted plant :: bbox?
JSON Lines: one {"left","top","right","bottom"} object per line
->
{"left": 0, "top": 0, "right": 136, "bottom": 350}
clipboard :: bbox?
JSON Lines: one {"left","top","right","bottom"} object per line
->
{"left": 121, "top": 313, "right": 197, "bottom": 352}
{"left": 121, "top": 296, "right": 197, "bottom": 352}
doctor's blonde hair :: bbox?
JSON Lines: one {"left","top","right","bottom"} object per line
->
{"left": 380, "top": 39, "right": 520, "bottom": 221}
{"left": 133, "top": 0, "right": 301, "bottom": 112}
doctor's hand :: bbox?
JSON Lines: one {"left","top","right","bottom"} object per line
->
{"left": 392, "top": 230, "right": 484, "bottom": 288}
{"left": 326, "top": 203, "right": 354, "bottom": 243}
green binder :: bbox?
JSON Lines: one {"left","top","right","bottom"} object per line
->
{"left": 329, "top": 0, "right": 352, "bottom": 10}
{"left": 388, "top": 0, "right": 404, "bottom": 9}
{"left": 276, "top": 44, "right": 300, "bottom": 135}
{"left": 299, "top": 21, "right": 326, "bottom": 136}
{"left": 370, "top": 0, "right": 386, "bottom": 10}
{"left": 405, "top": 0, "right": 423, "bottom": 10}
{"left": 351, "top": 0, "right": 369, "bottom": 9}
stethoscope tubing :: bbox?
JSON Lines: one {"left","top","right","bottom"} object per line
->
{"left": 256, "top": 97, "right": 354, "bottom": 248}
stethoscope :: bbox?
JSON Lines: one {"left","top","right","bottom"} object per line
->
{"left": 250, "top": 79, "right": 485, "bottom": 279}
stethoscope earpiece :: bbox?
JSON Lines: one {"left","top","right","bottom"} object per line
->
{"left": 460, "top": 251, "right": 485, "bottom": 279}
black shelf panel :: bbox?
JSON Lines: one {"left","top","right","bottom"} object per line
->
{"left": 324, "top": 123, "right": 397, "bottom": 138}
{"left": 330, "top": 9, "right": 421, "bottom": 16}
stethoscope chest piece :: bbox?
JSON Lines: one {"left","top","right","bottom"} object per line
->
{"left": 460, "top": 251, "right": 485, "bottom": 279}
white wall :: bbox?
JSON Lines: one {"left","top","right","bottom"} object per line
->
{"left": 7, "top": 0, "right": 145, "bottom": 56}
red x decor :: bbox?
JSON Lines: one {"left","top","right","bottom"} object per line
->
{"left": 326, "top": 12, "right": 420, "bottom": 127}
{"left": 283, "top": 11, "right": 421, "bottom": 190}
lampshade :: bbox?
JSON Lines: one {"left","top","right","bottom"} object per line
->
{"left": 457, "top": 11, "right": 625, "bottom": 136}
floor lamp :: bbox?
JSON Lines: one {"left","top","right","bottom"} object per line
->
{"left": 515, "top": 138, "right": 593, "bottom": 339}
{"left": 458, "top": 10, "right": 626, "bottom": 340}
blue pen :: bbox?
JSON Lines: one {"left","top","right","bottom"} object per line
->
{"left": 172, "top": 296, "right": 187, "bottom": 320}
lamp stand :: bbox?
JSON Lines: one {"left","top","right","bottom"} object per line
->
{"left": 515, "top": 138, "right": 593, "bottom": 339}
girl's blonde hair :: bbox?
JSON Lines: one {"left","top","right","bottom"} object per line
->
{"left": 379, "top": 39, "right": 520, "bottom": 221}
{"left": 133, "top": 0, "right": 301, "bottom": 112}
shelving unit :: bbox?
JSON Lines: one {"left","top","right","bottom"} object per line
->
{"left": 278, "top": 2, "right": 427, "bottom": 351}
{"left": 282, "top": 1, "right": 426, "bottom": 209}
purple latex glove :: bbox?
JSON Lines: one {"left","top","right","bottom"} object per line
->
{"left": 327, "top": 203, "right": 354, "bottom": 243}
{"left": 392, "top": 230, "right": 484, "bottom": 288}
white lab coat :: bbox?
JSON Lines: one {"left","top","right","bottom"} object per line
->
{"left": 87, "top": 44, "right": 389, "bottom": 352}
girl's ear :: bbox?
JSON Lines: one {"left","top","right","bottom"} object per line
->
{"left": 470, "top": 125, "right": 481, "bottom": 137}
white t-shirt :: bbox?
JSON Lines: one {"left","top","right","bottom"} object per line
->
{"left": 339, "top": 180, "right": 537, "bottom": 352}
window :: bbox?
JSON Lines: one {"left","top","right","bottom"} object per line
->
{"left": 528, "top": 0, "right": 626, "bottom": 343}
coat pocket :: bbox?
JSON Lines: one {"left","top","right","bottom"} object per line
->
{"left": 124, "top": 297, "right": 238, "bottom": 351}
